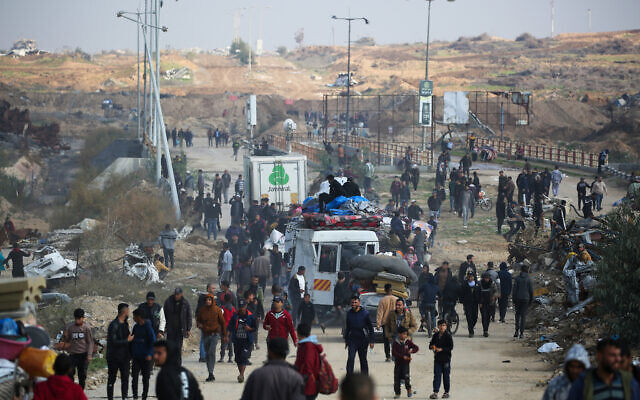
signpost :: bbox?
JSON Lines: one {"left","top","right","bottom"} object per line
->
{"left": 418, "top": 79, "right": 433, "bottom": 127}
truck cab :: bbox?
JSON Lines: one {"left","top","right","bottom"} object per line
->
{"left": 284, "top": 227, "right": 379, "bottom": 307}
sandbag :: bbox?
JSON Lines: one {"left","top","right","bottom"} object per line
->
{"left": 349, "top": 255, "right": 418, "bottom": 284}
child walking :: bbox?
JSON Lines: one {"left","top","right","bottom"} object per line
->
{"left": 392, "top": 326, "right": 419, "bottom": 398}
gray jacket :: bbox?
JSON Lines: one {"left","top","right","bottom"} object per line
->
{"left": 159, "top": 229, "right": 177, "bottom": 250}
{"left": 512, "top": 272, "right": 534, "bottom": 303}
{"left": 240, "top": 360, "right": 305, "bottom": 400}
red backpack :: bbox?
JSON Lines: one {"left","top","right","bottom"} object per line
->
{"left": 316, "top": 352, "right": 338, "bottom": 395}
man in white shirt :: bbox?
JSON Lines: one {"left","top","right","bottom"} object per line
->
{"left": 288, "top": 266, "right": 307, "bottom": 325}
{"left": 220, "top": 243, "right": 233, "bottom": 285}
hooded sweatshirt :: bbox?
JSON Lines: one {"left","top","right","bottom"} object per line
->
{"left": 263, "top": 309, "right": 297, "bottom": 345}
{"left": 498, "top": 262, "right": 513, "bottom": 298}
{"left": 196, "top": 294, "right": 227, "bottom": 336}
{"left": 295, "top": 335, "right": 323, "bottom": 396}
{"left": 543, "top": 344, "right": 591, "bottom": 400}
{"left": 156, "top": 341, "right": 204, "bottom": 400}
{"left": 131, "top": 319, "right": 156, "bottom": 360}
{"left": 34, "top": 375, "right": 87, "bottom": 400}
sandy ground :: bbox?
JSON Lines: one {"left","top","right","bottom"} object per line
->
{"left": 85, "top": 274, "right": 547, "bottom": 400}
{"left": 85, "top": 141, "right": 631, "bottom": 399}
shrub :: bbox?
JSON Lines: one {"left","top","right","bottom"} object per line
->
{"left": 516, "top": 33, "right": 535, "bottom": 42}
{"left": 276, "top": 46, "right": 288, "bottom": 57}
{"left": 230, "top": 39, "right": 255, "bottom": 65}
{"left": 593, "top": 197, "right": 640, "bottom": 345}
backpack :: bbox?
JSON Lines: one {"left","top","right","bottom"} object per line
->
{"left": 317, "top": 352, "right": 338, "bottom": 394}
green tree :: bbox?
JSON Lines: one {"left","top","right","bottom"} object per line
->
{"left": 230, "top": 39, "right": 255, "bottom": 65}
{"left": 276, "top": 46, "right": 288, "bottom": 57}
{"left": 592, "top": 197, "right": 640, "bottom": 345}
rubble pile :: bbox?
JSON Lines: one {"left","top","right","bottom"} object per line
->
{"left": 122, "top": 244, "right": 161, "bottom": 283}
{"left": 0, "top": 100, "right": 67, "bottom": 150}
{"left": 507, "top": 215, "right": 608, "bottom": 367}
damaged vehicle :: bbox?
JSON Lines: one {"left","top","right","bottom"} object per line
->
{"left": 24, "top": 246, "right": 77, "bottom": 281}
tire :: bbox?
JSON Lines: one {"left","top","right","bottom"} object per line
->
{"left": 480, "top": 199, "right": 493, "bottom": 212}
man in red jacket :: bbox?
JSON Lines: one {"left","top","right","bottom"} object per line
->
{"left": 263, "top": 296, "right": 297, "bottom": 346}
{"left": 294, "top": 323, "right": 321, "bottom": 400}
{"left": 34, "top": 353, "right": 87, "bottom": 400}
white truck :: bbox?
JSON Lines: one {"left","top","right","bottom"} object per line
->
{"left": 243, "top": 155, "right": 307, "bottom": 210}
{"left": 284, "top": 226, "right": 379, "bottom": 307}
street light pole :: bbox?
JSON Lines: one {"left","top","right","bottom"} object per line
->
{"left": 332, "top": 15, "right": 368, "bottom": 146}
{"left": 346, "top": 19, "right": 351, "bottom": 145}
{"left": 425, "top": 0, "right": 432, "bottom": 80}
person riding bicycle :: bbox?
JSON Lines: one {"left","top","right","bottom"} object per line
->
{"left": 418, "top": 275, "right": 440, "bottom": 333}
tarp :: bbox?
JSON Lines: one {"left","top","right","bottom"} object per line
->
{"left": 349, "top": 255, "right": 418, "bottom": 283}
{"left": 443, "top": 91, "right": 469, "bottom": 124}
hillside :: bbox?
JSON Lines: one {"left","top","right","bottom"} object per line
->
{"left": 0, "top": 30, "right": 639, "bottom": 157}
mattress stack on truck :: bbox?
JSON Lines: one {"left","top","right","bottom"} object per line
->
{"left": 349, "top": 255, "right": 417, "bottom": 299}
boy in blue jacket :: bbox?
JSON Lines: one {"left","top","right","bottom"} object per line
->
{"left": 131, "top": 308, "right": 156, "bottom": 400}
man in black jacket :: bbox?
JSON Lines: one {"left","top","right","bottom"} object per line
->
{"left": 318, "top": 174, "right": 344, "bottom": 213}
{"left": 342, "top": 177, "right": 361, "bottom": 197}
{"left": 163, "top": 288, "right": 192, "bottom": 365}
{"left": 429, "top": 320, "right": 454, "bottom": 399}
{"left": 457, "top": 255, "right": 477, "bottom": 284}
{"left": 512, "top": 265, "right": 534, "bottom": 339}
{"left": 138, "top": 292, "right": 163, "bottom": 338}
{"left": 154, "top": 340, "right": 203, "bottom": 400}
{"left": 270, "top": 245, "right": 283, "bottom": 287}
{"left": 323, "top": 272, "right": 350, "bottom": 332}
{"left": 3, "top": 243, "right": 31, "bottom": 278}
{"left": 107, "top": 303, "right": 133, "bottom": 400}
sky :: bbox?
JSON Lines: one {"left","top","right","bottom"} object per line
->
{"left": 0, "top": 0, "right": 638, "bottom": 53}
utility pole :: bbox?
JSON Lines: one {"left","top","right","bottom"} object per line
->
{"left": 551, "top": 0, "right": 555, "bottom": 38}
{"left": 588, "top": 9, "right": 592, "bottom": 32}
{"left": 425, "top": 0, "right": 433, "bottom": 80}
{"left": 331, "top": 16, "right": 369, "bottom": 146}
{"left": 248, "top": 10, "right": 252, "bottom": 75}
{"left": 136, "top": 10, "right": 141, "bottom": 142}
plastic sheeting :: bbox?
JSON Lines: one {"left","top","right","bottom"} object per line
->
{"left": 443, "top": 91, "right": 469, "bottom": 124}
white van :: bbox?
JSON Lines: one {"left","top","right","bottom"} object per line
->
{"left": 284, "top": 227, "right": 379, "bottom": 307}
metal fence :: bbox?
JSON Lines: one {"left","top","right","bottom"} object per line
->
{"left": 476, "top": 137, "right": 600, "bottom": 168}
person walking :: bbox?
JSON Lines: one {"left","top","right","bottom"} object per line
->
{"left": 376, "top": 284, "right": 397, "bottom": 362}
{"left": 363, "top": 159, "right": 375, "bottom": 192}
{"left": 131, "top": 308, "right": 155, "bottom": 400}
{"left": 106, "top": 303, "right": 133, "bottom": 400}
{"left": 219, "top": 293, "right": 236, "bottom": 362}
{"left": 240, "top": 338, "right": 305, "bottom": 400}
{"left": 457, "top": 255, "right": 477, "bottom": 284}
{"left": 496, "top": 192, "right": 507, "bottom": 234}
{"left": 270, "top": 245, "right": 283, "bottom": 287}
{"left": 153, "top": 340, "right": 203, "bottom": 400}
{"left": 158, "top": 225, "right": 177, "bottom": 269}
{"left": 204, "top": 196, "right": 222, "bottom": 241}
{"left": 294, "top": 323, "right": 322, "bottom": 400}
{"left": 418, "top": 275, "right": 440, "bottom": 333}
{"left": 591, "top": 176, "right": 608, "bottom": 211}
{"left": 543, "top": 344, "right": 590, "bottom": 400}
{"left": 429, "top": 320, "right": 454, "bottom": 399}
{"left": 138, "top": 292, "right": 165, "bottom": 339}
{"left": 344, "top": 295, "right": 375, "bottom": 375}
{"left": 163, "top": 288, "right": 192, "bottom": 365}
{"left": 228, "top": 299, "right": 256, "bottom": 383}
{"left": 289, "top": 266, "right": 307, "bottom": 326}
{"left": 412, "top": 227, "right": 426, "bottom": 265}
{"left": 512, "top": 265, "right": 533, "bottom": 339}
{"left": 34, "top": 353, "right": 88, "bottom": 400}
{"left": 251, "top": 248, "right": 271, "bottom": 291}
{"left": 196, "top": 293, "right": 227, "bottom": 382}
{"left": 54, "top": 308, "right": 93, "bottom": 389}
{"left": 390, "top": 177, "right": 402, "bottom": 206}
{"left": 221, "top": 170, "right": 232, "bottom": 203}
{"left": 478, "top": 272, "right": 498, "bottom": 337}
{"left": 460, "top": 185, "right": 473, "bottom": 228}
{"left": 263, "top": 296, "right": 297, "bottom": 345}
{"left": 551, "top": 165, "right": 563, "bottom": 197}
{"left": 459, "top": 273, "right": 480, "bottom": 338}
{"left": 567, "top": 338, "right": 640, "bottom": 400}
{"left": 235, "top": 175, "right": 245, "bottom": 198}
{"left": 392, "top": 327, "right": 419, "bottom": 398}
{"left": 497, "top": 262, "right": 512, "bottom": 323}
{"left": 383, "top": 298, "right": 418, "bottom": 344}
{"left": 3, "top": 242, "right": 31, "bottom": 278}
